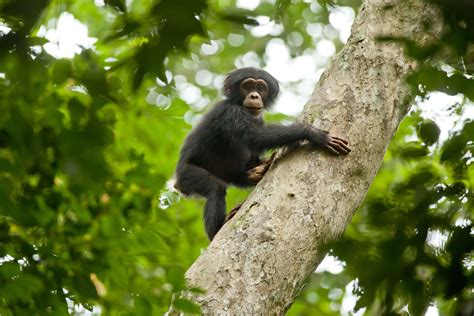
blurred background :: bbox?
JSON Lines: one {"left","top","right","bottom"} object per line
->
{"left": 0, "top": 0, "right": 472, "bottom": 314}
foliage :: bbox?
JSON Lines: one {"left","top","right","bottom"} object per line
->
{"left": 0, "top": 0, "right": 211, "bottom": 314}
{"left": 0, "top": 0, "right": 472, "bottom": 315}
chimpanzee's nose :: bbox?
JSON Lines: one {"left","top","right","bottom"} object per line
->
{"left": 250, "top": 92, "right": 259, "bottom": 99}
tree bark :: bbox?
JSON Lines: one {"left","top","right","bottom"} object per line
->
{"left": 172, "top": 0, "right": 444, "bottom": 314}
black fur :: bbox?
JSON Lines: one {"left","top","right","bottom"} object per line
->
{"left": 174, "top": 67, "right": 350, "bottom": 240}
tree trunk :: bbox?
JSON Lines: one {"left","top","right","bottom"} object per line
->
{"left": 172, "top": 0, "right": 444, "bottom": 313}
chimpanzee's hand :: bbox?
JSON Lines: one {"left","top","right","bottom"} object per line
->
{"left": 324, "top": 133, "right": 351, "bottom": 155}
{"left": 246, "top": 152, "right": 276, "bottom": 184}
{"left": 308, "top": 127, "right": 351, "bottom": 155}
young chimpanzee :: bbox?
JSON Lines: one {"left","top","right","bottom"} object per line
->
{"left": 174, "top": 67, "right": 350, "bottom": 241}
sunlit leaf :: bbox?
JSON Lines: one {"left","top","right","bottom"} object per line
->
{"left": 173, "top": 298, "right": 201, "bottom": 314}
{"left": 417, "top": 119, "right": 440, "bottom": 145}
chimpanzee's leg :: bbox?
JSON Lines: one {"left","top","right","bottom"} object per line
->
{"left": 175, "top": 163, "right": 227, "bottom": 240}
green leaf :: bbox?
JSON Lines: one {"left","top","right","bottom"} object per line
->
{"left": 218, "top": 10, "right": 259, "bottom": 26}
{"left": 400, "top": 141, "right": 429, "bottom": 158}
{"left": 462, "top": 120, "right": 474, "bottom": 140}
{"left": 51, "top": 59, "right": 73, "bottom": 85}
{"left": 28, "top": 36, "right": 48, "bottom": 46}
{"left": 105, "top": 0, "right": 126, "bottom": 12}
{"left": 440, "top": 134, "right": 467, "bottom": 162}
{"left": 417, "top": 120, "right": 440, "bottom": 145}
{"left": 173, "top": 298, "right": 201, "bottom": 314}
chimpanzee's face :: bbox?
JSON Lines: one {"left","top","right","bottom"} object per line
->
{"left": 239, "top": 78, "right": 269, "bottom": 114}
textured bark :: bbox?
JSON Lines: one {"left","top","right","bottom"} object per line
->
{"left": 172, "top": 0, "right": 444, "bottom": 314}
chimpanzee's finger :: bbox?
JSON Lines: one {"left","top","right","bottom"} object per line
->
{"left": 331, "top": 138, "right": 351, "bottom": 152}
{"left": 329, "top": 141, "right": 350, "bottom": 154}
{"left": 325, "top": 144, "right": 340, "bottom": 155}
{"left": 332, "top": 136, "right": 349, "bottom": 145}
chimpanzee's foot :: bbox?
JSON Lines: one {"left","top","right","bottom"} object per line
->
{"left": 225, "top": 203, "right": 242, "bottom": 222}
{"left": 246, "top": 152, "right": 277, "bottom": 184}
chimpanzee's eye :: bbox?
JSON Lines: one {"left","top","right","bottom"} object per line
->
{"left": 241, "top": 78, "right": 257, "bottom": 92}
{"left": 256, "top": 80, "right": 268, "bottom": 95}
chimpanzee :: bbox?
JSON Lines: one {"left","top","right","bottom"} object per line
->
{"left": 174, "top": 67, "right": 350, "bottom": 241}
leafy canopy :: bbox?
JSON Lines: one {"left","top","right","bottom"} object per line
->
{"left": 0, "top": 0, "right": 473, "bottom": 315}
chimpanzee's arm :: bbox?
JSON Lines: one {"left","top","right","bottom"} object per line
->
{"left": 248, "top": 124, "right": 309, "bottom": 149}
{"left": 249, "top": 124, "right": 350, "bottom": 155}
